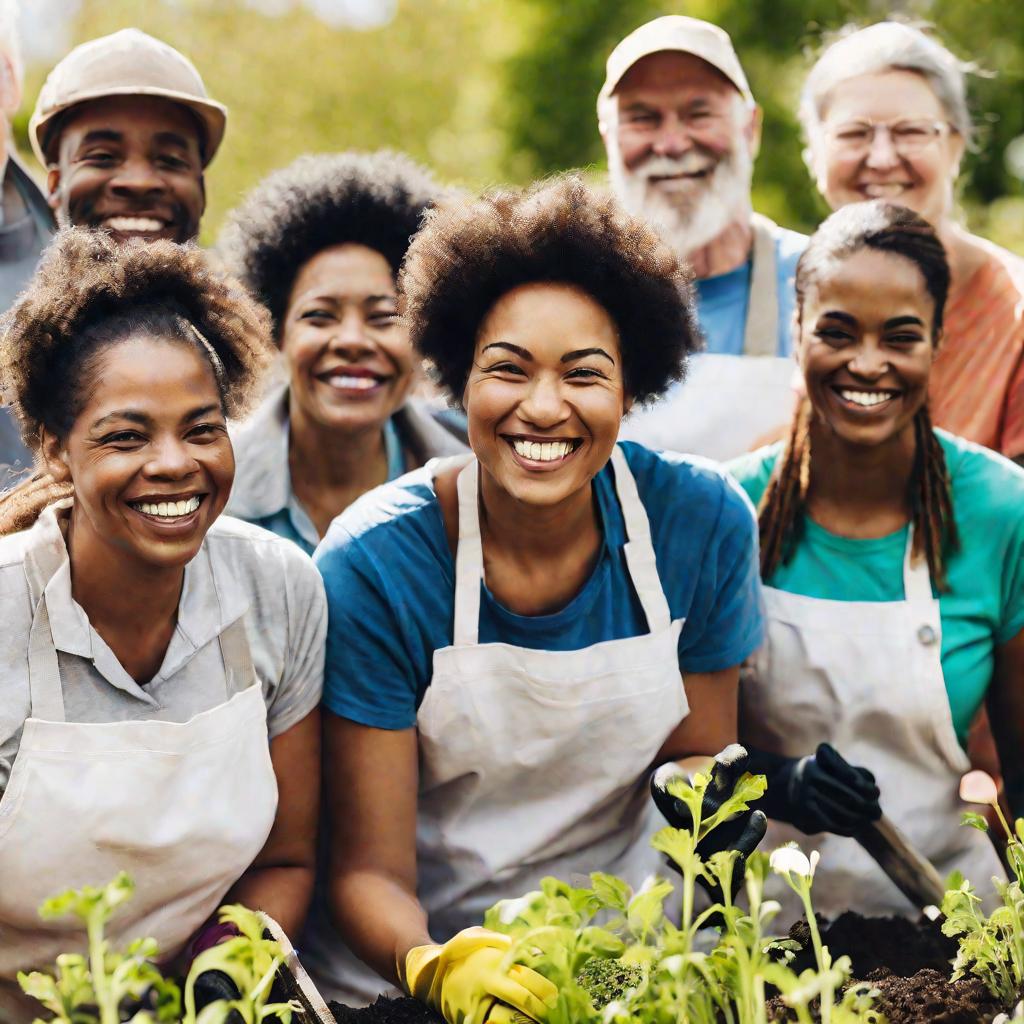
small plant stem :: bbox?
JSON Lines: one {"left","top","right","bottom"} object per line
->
{"left": 798, "top": 882, "right": 833, "bottom": 1023}
{"left": 87, "top": 908, "right": 118, "bottom": 1024}
{"left": 990, "top": 798, "right": 1015, "bottom": 843}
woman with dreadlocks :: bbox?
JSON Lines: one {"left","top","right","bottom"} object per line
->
{"left": 729, "top": 201, "right": 1024, "bottom": 926}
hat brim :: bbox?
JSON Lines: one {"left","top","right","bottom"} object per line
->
{"left": 30, "top": 85, "right": 227, "bottom": 168}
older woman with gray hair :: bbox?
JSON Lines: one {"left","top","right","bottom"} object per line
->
{"left": 800, "top": 21, "right": 1024, "bottom": 462}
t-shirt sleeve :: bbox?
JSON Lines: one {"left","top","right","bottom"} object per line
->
{"left": 999, "top": 347, "right": 1024, "bottom": 459}
{"left": 315, "top": 532, "right": 422, "bottom": 730}
{"left": 266, "top": 545, "right": 327, "bottom": 738}
{"left": 997, "top": 491, "right": 1024, "bottom": 646}
{"left": 678, "top": 476, "right": 765, "bottom": 674}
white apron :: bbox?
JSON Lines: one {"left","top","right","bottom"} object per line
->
{"left": 740, "top": 530, "right": 1005, "bottom": 928}
{"left": 306, "top": 447, "right": 688, "bottom": 1003}
{"left": 0, "top": 540, "right": 279, "bottom": 1024}
{"left": 618, "top": 213, "right": 797, "bottom": 461}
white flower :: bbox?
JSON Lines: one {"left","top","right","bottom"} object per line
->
{"left": 770, "top": 845, "right": 819, "bottom": 880}
{"left": 959, "top": 770, "right": 999, "bottom": 806}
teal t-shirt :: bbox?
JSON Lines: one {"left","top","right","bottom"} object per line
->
{"left": 728, "top": 430, "right": 1024, "bottom": 745}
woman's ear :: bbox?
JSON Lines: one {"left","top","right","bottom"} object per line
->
{"left": 40, "top": 427, "right": 71, "bottom": 483}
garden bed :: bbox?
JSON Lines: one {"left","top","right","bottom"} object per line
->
{"left": 325, "top": 912, "right": 1017, "bottom": 1024}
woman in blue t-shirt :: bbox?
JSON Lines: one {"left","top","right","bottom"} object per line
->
{"left": 729, "top": 201, "right": 1024, "bottom": 926}
{"left": 305, "top": 178, "right": 766, "bottom": 1017}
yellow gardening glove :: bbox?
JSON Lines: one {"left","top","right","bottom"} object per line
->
{"left": 400, "top": 926, "right": 557, "bottom": 1024}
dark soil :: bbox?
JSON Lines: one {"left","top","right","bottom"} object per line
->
{"left": 328, "top": 996, "right": 443, "bottom": 1024}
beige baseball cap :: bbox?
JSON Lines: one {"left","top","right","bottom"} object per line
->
{"left": 29, "top": 28, "right": 227, "bottom": 167}
{"left": 598, "top": 15, "right": 754, "bottom": 109}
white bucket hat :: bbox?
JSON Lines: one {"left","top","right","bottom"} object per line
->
{"left": 30, "top": 28, "right": 227, "bottom": 167}
{"left": 598, "top": 15, "right": 754, "bottom": 110}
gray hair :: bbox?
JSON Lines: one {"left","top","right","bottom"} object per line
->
{"left": 800, "top": 22, "right": 974, "bottom": 150}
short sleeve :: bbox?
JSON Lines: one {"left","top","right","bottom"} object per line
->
{"left": 678, "top": 477, "right": 765, "bottom": 673}
{"left": 315, "top": 534, "right": 422, "bottom": 730}
{"left": 997, "top": 500, "right": 1024, "bottom": 646}
{"left": 266, "top": 547, "right": 327, "bottom": 738}
{"left": 999, "top": 348, "right": 1024, "bottom": 459}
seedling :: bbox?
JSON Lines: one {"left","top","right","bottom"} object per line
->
{"left": 17, "top": 875, "right": 299, "bottom": 1024}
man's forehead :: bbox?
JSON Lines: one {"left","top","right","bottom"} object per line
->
{"left": 57, "top": 95, "right": 203, "bottom": 153}
{"left": 614, "top": 51, "right": 739, "bottom": 103}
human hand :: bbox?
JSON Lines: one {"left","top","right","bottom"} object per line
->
{"left": 401, "top": 926, "right": 557, "bottom": 1024}
{"left": 784, "top": 742, "right": 881, "bottom": 836}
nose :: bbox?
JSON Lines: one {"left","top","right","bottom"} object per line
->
{"left": 651, "top": 113, "right": 692, "bottom": 159}
{"left": 864, "top": 126, "right": 901, "bottom": 171}
{"left": 847, "top": 339, "right": 890, "bottom": 380}
{"left": 517, "top": 373, "right": 571, "bottom": 428}
{"left": 109, "top": 156, "right": 167, "bottom": 198}
{"left": 143, "top": 435, "right": 199, "bottom": 480}
{"left": 330, "top": 309, "right": 375, "bottom": 357}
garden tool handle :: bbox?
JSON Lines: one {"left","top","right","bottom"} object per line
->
{"left": 257, "top": 912, "right": 337, "bottom": 1024}
{"left": 855, "top": 812, "right": 947, "bottom": 912}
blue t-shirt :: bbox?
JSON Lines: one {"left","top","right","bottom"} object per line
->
{"left": 695, "top": 225, "right": 806, "bottom": 357}
{"left": 315, "top": 442, "right": 765, "bottom": 729}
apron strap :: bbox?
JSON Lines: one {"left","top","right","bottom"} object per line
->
{"left": 27, "top": 594, "right": 67, "bottom": 723}
{"left": 452, "top": 460, "right": 484, "bottom": 647}
{"left": 742, "top": 213, "right": 781, "bottom": 358}
{"left": 902, "top": 526, "right": 939, "bottom": 625}
{"left": 609, "top": 446, "right": 671, "bottom": 632}
{"left": 218, "top": 613, "right": 257, "bottom": 697}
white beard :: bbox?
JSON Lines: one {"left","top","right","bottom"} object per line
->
{"left": 608, "top": 142, "right": 754, "bottom": 262}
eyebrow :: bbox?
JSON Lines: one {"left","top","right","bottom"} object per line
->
{"left": 153, "top": 131, "right": 193, "bottom": 150}
{"left": 561, "top": 347, "right": 615, "bottom": 364}
{"left": 482, "top": 342, "right": 532, "bottom": 360}
{"left": 884, "top": 315, "right": 925, "bottom": 329}
{"left": 819, "top": 311, "right": 858, "bottom": 326}
{"left": 91, "top": 404, "right": 221, "bottom": 431}
{"left": 78, "top": 129, "right": 123, "bottom": 147}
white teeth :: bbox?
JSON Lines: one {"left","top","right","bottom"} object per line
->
{"left": 328, "top": 375, "right": 379, "bottom": 390}
{"left": 134, "top": 496, "right": 201, "bottom": 518}
{"left": 105, "top": 216, "right": 164, "bottom": 232}
{"left": 512, "top": 439, "right": 574, "bottom": 461}
{"left": 862, "top": 184, "right": 907, "bottom": 199}
{"left": 839, "top": 389, "right": 896, "bottom": 407}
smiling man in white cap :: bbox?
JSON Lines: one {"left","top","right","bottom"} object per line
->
{"left": 29, "top": 28, "right": 226, "bottom": 245}
{"left": 601, "top": 16, "right": 807, "bottom": 460}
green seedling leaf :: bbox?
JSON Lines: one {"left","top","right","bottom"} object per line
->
{"left": 962, "top": 811, "right": 990, "bottom": 832}
{"left": 626, "top": 877, "right": 673, "bottom": 939}
{"left": 590, "top": 872, "right": 631, "bottom": 913}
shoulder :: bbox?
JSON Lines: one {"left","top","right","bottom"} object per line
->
{"left": 392, "top": 399, "right": 470, "bottom": 461}
{"left": 959, "top": 239, "right": 1024, "bottom": 313}
{"left": 315, "top": 461, "right": 451, "bottom": 578}
{"left": 770, "top": 224, "right": 809, "bottom": 271}
{"left": 619, "top": 441, "right": 757, "bottom": 536}
{"left": 941, "top": 430, "right": 1024, "bottom": 521}
{"left": 206, "top": 515, "right": 323, "bottom": 591}
{"left": 0, "top": 525, "right": 35, "bottom": 571}
{"left": 226, "top": 382, "right": 290, "bottom": 518}
{"left": 726, "top": 443, "right": 783, "bottom": 507}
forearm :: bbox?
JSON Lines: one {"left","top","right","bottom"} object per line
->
{"left": 225, "top": 864, "right": 315, "bottom": 939}
{"left": 330, "top": 867, "right": 432, "bottom": 987}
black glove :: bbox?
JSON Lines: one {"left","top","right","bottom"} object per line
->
{"left": 190, "top": 969, "right": 243, "bottom": 1020}
{"left": 651, "top": 744, "right": 768, "bottom": 897}
{"left": 748, "top": 742, "right": 882, "bottom": 837}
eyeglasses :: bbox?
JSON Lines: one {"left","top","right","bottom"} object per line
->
{"left": 824, "top": 119, "right": 953, "bottom": 156}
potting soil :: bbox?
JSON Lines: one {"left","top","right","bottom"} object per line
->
{"left": 328, "top": 996, "right": 444, "bottom": 1024}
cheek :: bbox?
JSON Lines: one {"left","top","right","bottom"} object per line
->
{"left": 283, "top": 330, "right": 323, "bottom": 377}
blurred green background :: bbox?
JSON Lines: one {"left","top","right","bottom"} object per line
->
{"left": 17, "top": 0, "right": 1024, "bottom": 250}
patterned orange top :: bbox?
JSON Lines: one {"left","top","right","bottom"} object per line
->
{"left": 932, "top": 241, "right": 1024, "bottom": 458}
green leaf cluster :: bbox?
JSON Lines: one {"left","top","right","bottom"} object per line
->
{"left": 17, "top": 875, "right": 299, "bottom": 1024}
{"left": 942, "top": 816, "right": 1024, "bottom": 1006}
{"left": 485, "top": 771, "right": 883, "bottom": 1024}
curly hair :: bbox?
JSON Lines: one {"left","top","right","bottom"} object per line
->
{"left": 0, "top": 227, "right": 274, "bottom": 531}
{"left": 400, "top": 175, "right": 699, "bottom": 406}
{"left": 218, "top": 150, "right": 453, "bottom": 339}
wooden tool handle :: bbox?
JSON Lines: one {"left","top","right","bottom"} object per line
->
{"left": 856, "top": 813, "right": 947, "bottom": 911}
{"left": 259, "top": 912, "right": 338, "bottom": 1023}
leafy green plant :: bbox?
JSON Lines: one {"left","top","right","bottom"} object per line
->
{"left": 941, "top": 773, "right": 1024, "bottom": 1007}
{"left": 17, "top": 875, "right": 299, "bottom": 1024}
{"left": 486, "top": 765, "right": 883, "bottom": 1024}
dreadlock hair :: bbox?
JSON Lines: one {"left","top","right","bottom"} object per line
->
{"left": 758, "top": 201, "right": 959, "bottom": 590}
{"left": 0, "top": 227, "right": 274, "bottom": 533}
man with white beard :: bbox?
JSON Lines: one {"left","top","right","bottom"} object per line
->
{"left": 600, "top": 16, "right": 807, "bottom": 460}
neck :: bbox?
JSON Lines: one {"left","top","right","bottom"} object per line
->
{"left": 288, "top": 395, "right": 388, "bottom": 493}
{"left": 684, "top": 209, "right": 754, "bottom": 280}
{"left": 67, "top": 512, "right": 183, "bottom": 634}
{"left": 478, "top": 469, "right": 599, "bottom": 562}
{"left": 807, "top": 420, "right": 917, "bottom": 518}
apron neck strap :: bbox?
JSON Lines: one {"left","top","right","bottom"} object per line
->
{"left": 453, "top": 460, "right": 484, "bottom": 646}
{"left": 218, "top": 613, "right": 256, "bottom": 697}
{"left": 742, "top": 213, "right": 780, "bottom": 358}
{"left": 451, "top": 447, "right": 672, "bottom": 645}
{"left": 28, "top": 594, "right": 67, "bottom": 722}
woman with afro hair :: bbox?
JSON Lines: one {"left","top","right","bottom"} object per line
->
{"left": 0, "top": 230, "right": 326, "bottom": 1018}
{"left": 219, "top": 151, "right": 467, "bottom": 554}
{"left": 304, "top": 177, "right": 767, "bottom": 1020}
